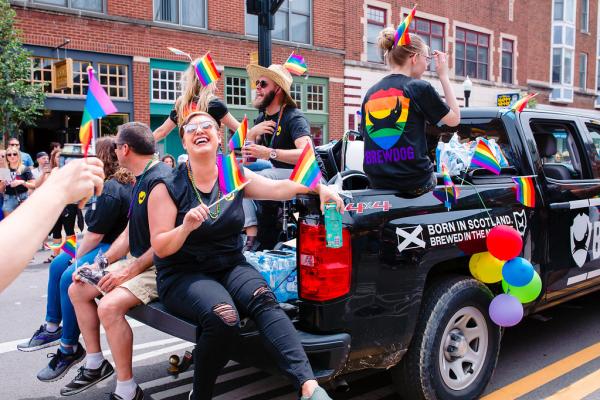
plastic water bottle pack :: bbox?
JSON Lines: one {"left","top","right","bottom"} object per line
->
{"left": 244, "top": 249, "right": 297, "bottom": 303}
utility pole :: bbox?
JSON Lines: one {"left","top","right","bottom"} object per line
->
{"left": 247, "top": 0, "right": 284, "bottom": 66}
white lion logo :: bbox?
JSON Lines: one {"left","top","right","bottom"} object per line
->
{"left": 571, "top": 213, "right": 592, "bottom": 267}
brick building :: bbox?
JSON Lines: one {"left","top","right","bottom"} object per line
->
{"left": 9, "top": 0, "right": 600, "bottom": 157}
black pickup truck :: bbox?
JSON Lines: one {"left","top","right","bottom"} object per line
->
{"left": 128, "top": 107, "right": 600, "bottom": 399}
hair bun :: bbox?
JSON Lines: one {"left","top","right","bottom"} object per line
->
{"left": 377, "top": 27, "right": 396, "bottom": 52}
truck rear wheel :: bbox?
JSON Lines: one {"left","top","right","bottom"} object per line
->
{"left": 391, "top": 276, "right": 501, "bottom": 400}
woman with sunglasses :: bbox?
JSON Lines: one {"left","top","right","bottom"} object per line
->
{"left": 360, "top": 30, "right": 460, "bottom": 196}
{"left": 2, "top": 146, "right": 35, "bottom": 217}
{"left": 148, "top": 111, "right": 340, "bottom": 400}
{"left": 18, "top": 137, "right": 135, "bottom": 387}
{"left": 153, "top": 59, "right": 240, "bottom": 143}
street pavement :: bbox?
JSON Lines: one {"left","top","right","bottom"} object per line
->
{"left": 5, "top": 250, "right": 600, "bottom": 399}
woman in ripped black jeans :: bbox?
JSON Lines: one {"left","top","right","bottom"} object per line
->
{"left": 147, "top": 111, "right": 343, "bottom": 400}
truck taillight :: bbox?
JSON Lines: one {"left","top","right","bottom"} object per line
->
{"left": 298, "top": 222, "right": 352, "bottom": 301}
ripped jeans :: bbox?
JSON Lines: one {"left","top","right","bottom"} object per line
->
{"left": 157, "top": 262, "right": 314, "bottom": 400}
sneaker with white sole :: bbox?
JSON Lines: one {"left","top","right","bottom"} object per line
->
{"left": 60, "top": 359, "right": 115, "bottom": 396}
{"left": 37, "top": 344, "right": 86, "bottom": 382}
{"left": 17, "top": 325, "right": 62, "bottom": 352}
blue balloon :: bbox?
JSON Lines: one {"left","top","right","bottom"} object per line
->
{"left": 502, "top": 257, "right": 534, "bottom": 287}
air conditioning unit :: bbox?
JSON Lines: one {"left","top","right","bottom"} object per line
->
{"left": 549, "top": 87, "right": 574, "bottom": 103}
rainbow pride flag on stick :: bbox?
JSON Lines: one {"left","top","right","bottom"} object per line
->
{"left": 195, "top": 52, "right": 220, "bottom": 87}
{"left": 290, "top": 143, "right": 322, "bottom": 190}
{"left": 80, "top": 67, "right": 118, "bottom": 157}
{"left": 511, "top": 93, "right": 538, "bottom": 113}
{"left": 284, "top": 52, "right": 307, "bottom": 76}
{"left": 470, "top": 139, "right": 501, "bottom": 175}
{"left": 61, "top": 236, "right": 77, "bottom": 258}
{"left": 512, "top": 176, "right": 536, "bottom": 207}
{"left": 228, "top": 116, "right": 248, "bottom": 151}
{"left": 433, "top": 163, "right": 460, "bottom": 209}
{"left": 394, "top": 5, "right": 417, "bottom": 47}
{"left": 216, "top": 153, "right": 248, "bottom": 198}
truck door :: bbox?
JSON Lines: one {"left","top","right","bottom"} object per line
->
{"left": 524, "top": 114, "right": 600, "bottom": 300}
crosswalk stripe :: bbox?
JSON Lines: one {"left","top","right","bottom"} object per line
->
{"left": 545, "top": 369, "right": 600, "bottom": 400}
{"left": 140, "top": 370, "right": 194, "bottom": 391}
{"left": 103, "top": 337, "right": 183, "bottom": 358}
{"left": 481, "top": 341, "right": 600, "bottom": 400}
{"left": 212, "top": 376, "right": 292, "bottom": 400}
{"left": 131, "top": 342, "right": 194, "bottom": 364}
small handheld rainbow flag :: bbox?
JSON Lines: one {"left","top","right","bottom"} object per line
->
{"left": 228, "top": 116, "right": 248, "bottom": 152}
{"left": 512, "top": 176, "right": 535, "bottom": 207}
{"left": 511, "top": 93, "right": 538, "bottom": 113}
{"left": 61, "top": 235, "right": 77, "bottom": 259}
{"left": 194, "top": 52, "right": 220, "bottom": 87}
{"left": 470, "top": 139, "right": 501, "bottom": 175}
{"left": 289, "top": 143, "right": 322, "bottom": 190}
{"left": 217, "top": 152, "right": 248, "bottom": 196}
{"left": 394, "top": 5, "right": 417, "bottom": 47}
{"left": 284, "top": 52, "right": 307, "bottom": 76}
{"left": 433, "top": 163, "right": 460, "bottom": 209}
{"left": 80, "top": 66, "right": 118, "bottom": 157}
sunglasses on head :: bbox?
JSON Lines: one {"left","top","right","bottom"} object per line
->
{"left": 183, "top": 121, "right": 216, "bottom": 135}
{"left": 255, "top": 80, "right": 269, "bottom": 89}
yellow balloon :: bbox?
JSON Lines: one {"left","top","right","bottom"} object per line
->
{"left": 469, "top": 252, "right": 505, "bottom": 283}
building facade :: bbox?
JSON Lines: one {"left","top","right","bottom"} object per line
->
{"left": 10, "top": 0, "right": 600, "bottom": 157}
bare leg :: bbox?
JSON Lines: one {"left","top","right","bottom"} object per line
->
{"left": 97, "top": 288, "right": 141, "bottom": 381}
{"left": 68, "top": 282, "right": 102, "bottom": 353}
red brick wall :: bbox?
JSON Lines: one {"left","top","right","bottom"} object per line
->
{"left": 132, "top": 61, "right": 150, "bottom": 125}
{"left": 107, "top": 0, "right": 152, "bottom": 20}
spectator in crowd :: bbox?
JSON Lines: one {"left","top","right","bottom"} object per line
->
{"left": 39, "top": 149, "right": 77, "bottom": 263}
{"left": 50, "top": 142, "right": 62, "bottom": 153}
{"left": 8, "top": 137, "right": 34, "bottom": 167}
{"left": 18, "top": 136, "right": 135, "bottom": 388}
{"left": 177, "top": 153, "right": 188, "bottom": 166}
{"left": 161, "top": 154, "right": 176, "bottom": 169}
{"left": 32, "top": 151, "right": 50, "bottom": 180}
{"left": 152, "top": 59, "right": 240, "bottom": 143}
{"left": 0, "top": 157, "right": 104, "bottom": 293}
{"left": 2, "top": 147, "right": 36, "bottom": 217}
{"left": 69, "top": 122, "right": 172, "bottom": 400}
{"left": 0, "top": 149, "right": 6, "bottom": 221}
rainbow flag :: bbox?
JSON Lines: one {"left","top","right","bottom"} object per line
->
{"left": 284, "top": 52, "right": 307, "bottom": 76}
{"left": 394, "top": 5, "right": 417, "bottom": 47}
{"left": 228, "top": 115, "right": 247, "bottom": 151}
{"left": 289, "top": 143, "right": 322, "bottom": 190}
{"left": 470, "top": 139, "right": 501, "bottom": 175}
{"left": 80, "top": 66, "right": 117, "bottom": 157}
{"left": 217, "top": 152, "right": 248, "bottom": 196}
{"left": 512, "top": 176, "right": 535, "bottom": 207}
{"left": 194, "top": 52, "right": 220, "bottom": 87}
{"left": 511, "top": 93, "right": 538, "bottom": 113}
{"left": 61, "top": 236, "right": 77, "bottom": 258}
{"left": 433, "top": 163, "right": 460, "bottom": 208}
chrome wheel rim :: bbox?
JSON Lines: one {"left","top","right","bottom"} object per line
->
{"left": 438, "top": 306, "right": 489, "bottom": 391}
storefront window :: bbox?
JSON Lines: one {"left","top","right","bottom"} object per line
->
{"left": 100, "top": 114, "right": 130, "bottom": 137}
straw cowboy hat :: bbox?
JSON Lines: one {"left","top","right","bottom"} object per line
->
{"left": 246, "top": 64, "right": 296, "bottom": 106}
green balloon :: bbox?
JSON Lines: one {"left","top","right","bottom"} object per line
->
{"left": 502, "top": 271, "right": 542, "bottom": 304}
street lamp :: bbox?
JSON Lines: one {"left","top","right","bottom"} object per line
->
{"left": 463, "top": 76, "right": 473, "bottom": 107}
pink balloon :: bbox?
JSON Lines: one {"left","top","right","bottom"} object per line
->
{"left": 489, "top": 293, "right": 523, "bottom": 327}
{"left": 487, "top": 225, "right": 523, "bottom": 261}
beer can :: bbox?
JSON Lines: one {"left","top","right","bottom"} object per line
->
{"left": 324, "top": 201, "right": 343, "bottom": 248}
{"left": 244, "top": 139, "right": 257, "bottom": 163}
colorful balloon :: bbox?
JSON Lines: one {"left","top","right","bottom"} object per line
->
{"left": 502, "top": 271, "right": 542, "bottom": 303}
{"left": 489, "top": 293, "right": 523, "bottom": 327}
{"left": 487, "top": 225, "right": 523, "bottom": 260}
{"left": 502, "top": 257, "right": 534, "bottom": 287}
{"left": 469, "top": 252, "right": 504, "bottom": 283}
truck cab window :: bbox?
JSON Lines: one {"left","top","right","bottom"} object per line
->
{"left": 585, "top": 122, "right": 600, "bottom": 178}
{"left": 530, "top": 120, "right": 585, "bottom": 180}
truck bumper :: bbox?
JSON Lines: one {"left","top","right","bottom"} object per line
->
{"left": 127, "top": 301, "right": 351, "bottom": 381}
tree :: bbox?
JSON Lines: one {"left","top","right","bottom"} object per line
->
{"left": 0, "top": 0, "right": 45, "bottom": 147}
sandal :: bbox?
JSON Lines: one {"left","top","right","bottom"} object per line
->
{"left": 44, "top": 254, "right": 56, "bottom": 264}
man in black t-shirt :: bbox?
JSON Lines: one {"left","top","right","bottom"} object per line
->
{"left": 242, "top": 64, "right": 322, "bottom": 249}
{"left": 68, "top": 122, "right": 171, "bottom": 400}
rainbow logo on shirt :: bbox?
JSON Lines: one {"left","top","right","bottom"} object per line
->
{"left": 364, "top": 88, "right": 410, "bottom": 150}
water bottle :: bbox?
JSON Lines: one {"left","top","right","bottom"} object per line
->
{"left": 324, "top": 201, "right": 343, "bottom": 248}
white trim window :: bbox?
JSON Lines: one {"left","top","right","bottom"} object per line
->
{"left": 455, "top": 27, "right": 490, "bottom": 80}
{"left": 366, "top": 6, "right": 386, "bottom": 63}
{"left": 151, "top": 68, "right": 182, "bottom": 103}
{"left": 33, "top": 0, "right": 103, "bottom": 12}
{"left": 501, "top": 38, "right": 514, "bottom": 84}
{"left": 551, "top": 0, "right": 576, "bottom": 102}
{"left": 579, "top": 52, "right": 587, "bottom": 90}
{"left": 246, "top": 0, "right": 312, "bottom": 44}
{"left": 153, "top": 0, "right": 207, "bottom": 29}
{"left": 581, "top": 0, "right": 589, "bottom": 32}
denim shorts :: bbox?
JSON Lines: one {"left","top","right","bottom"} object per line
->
{"left": 2, "top": 193, "right": 28, "bottom": 213}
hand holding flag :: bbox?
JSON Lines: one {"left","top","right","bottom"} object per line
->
{"left": 216, "top": 152, "right": 249, "bottom": 199}
{"left": 228, "top": 116, "right": 248, "bottom": 152}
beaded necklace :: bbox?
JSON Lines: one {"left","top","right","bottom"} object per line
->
{"left": 186, "top": 160, "right": 222, "bottom": 219}
{"left": 127, "top": 159, "right": 154, "bottom": 219}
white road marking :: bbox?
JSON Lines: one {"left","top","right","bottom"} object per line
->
{"left": 131, "top": 342, "right": 194, "bottom": 364}
{"left": 212, "top": 375, "right": 291, "bottom": 400}
{"left": 103, "top": 337, "right": 184, "bottom": 358}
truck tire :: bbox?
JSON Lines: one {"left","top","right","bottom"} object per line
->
{"left": 391, "top": 276, "right": 501, "bottom": 400}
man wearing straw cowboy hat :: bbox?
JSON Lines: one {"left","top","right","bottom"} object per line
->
{"left": 242, "top": 63, "right": 325, "bottom": 251}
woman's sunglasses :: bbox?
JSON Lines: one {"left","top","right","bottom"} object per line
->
{"left": 6, "top": 153, "right": 18, "bottom": 157}
{"left": 255, "top": 80, "right": 269, "bottom": 89}
{"left": 183, "top": 121, "right": 216, "bottom": 135}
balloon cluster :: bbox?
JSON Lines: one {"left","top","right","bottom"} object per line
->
{"left": 468, "top": 225, "right": 541, "bottom": 327}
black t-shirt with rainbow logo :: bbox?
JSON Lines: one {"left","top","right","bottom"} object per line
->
{"left": 360, "top": 73, "right": 449, "bottom": 191}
